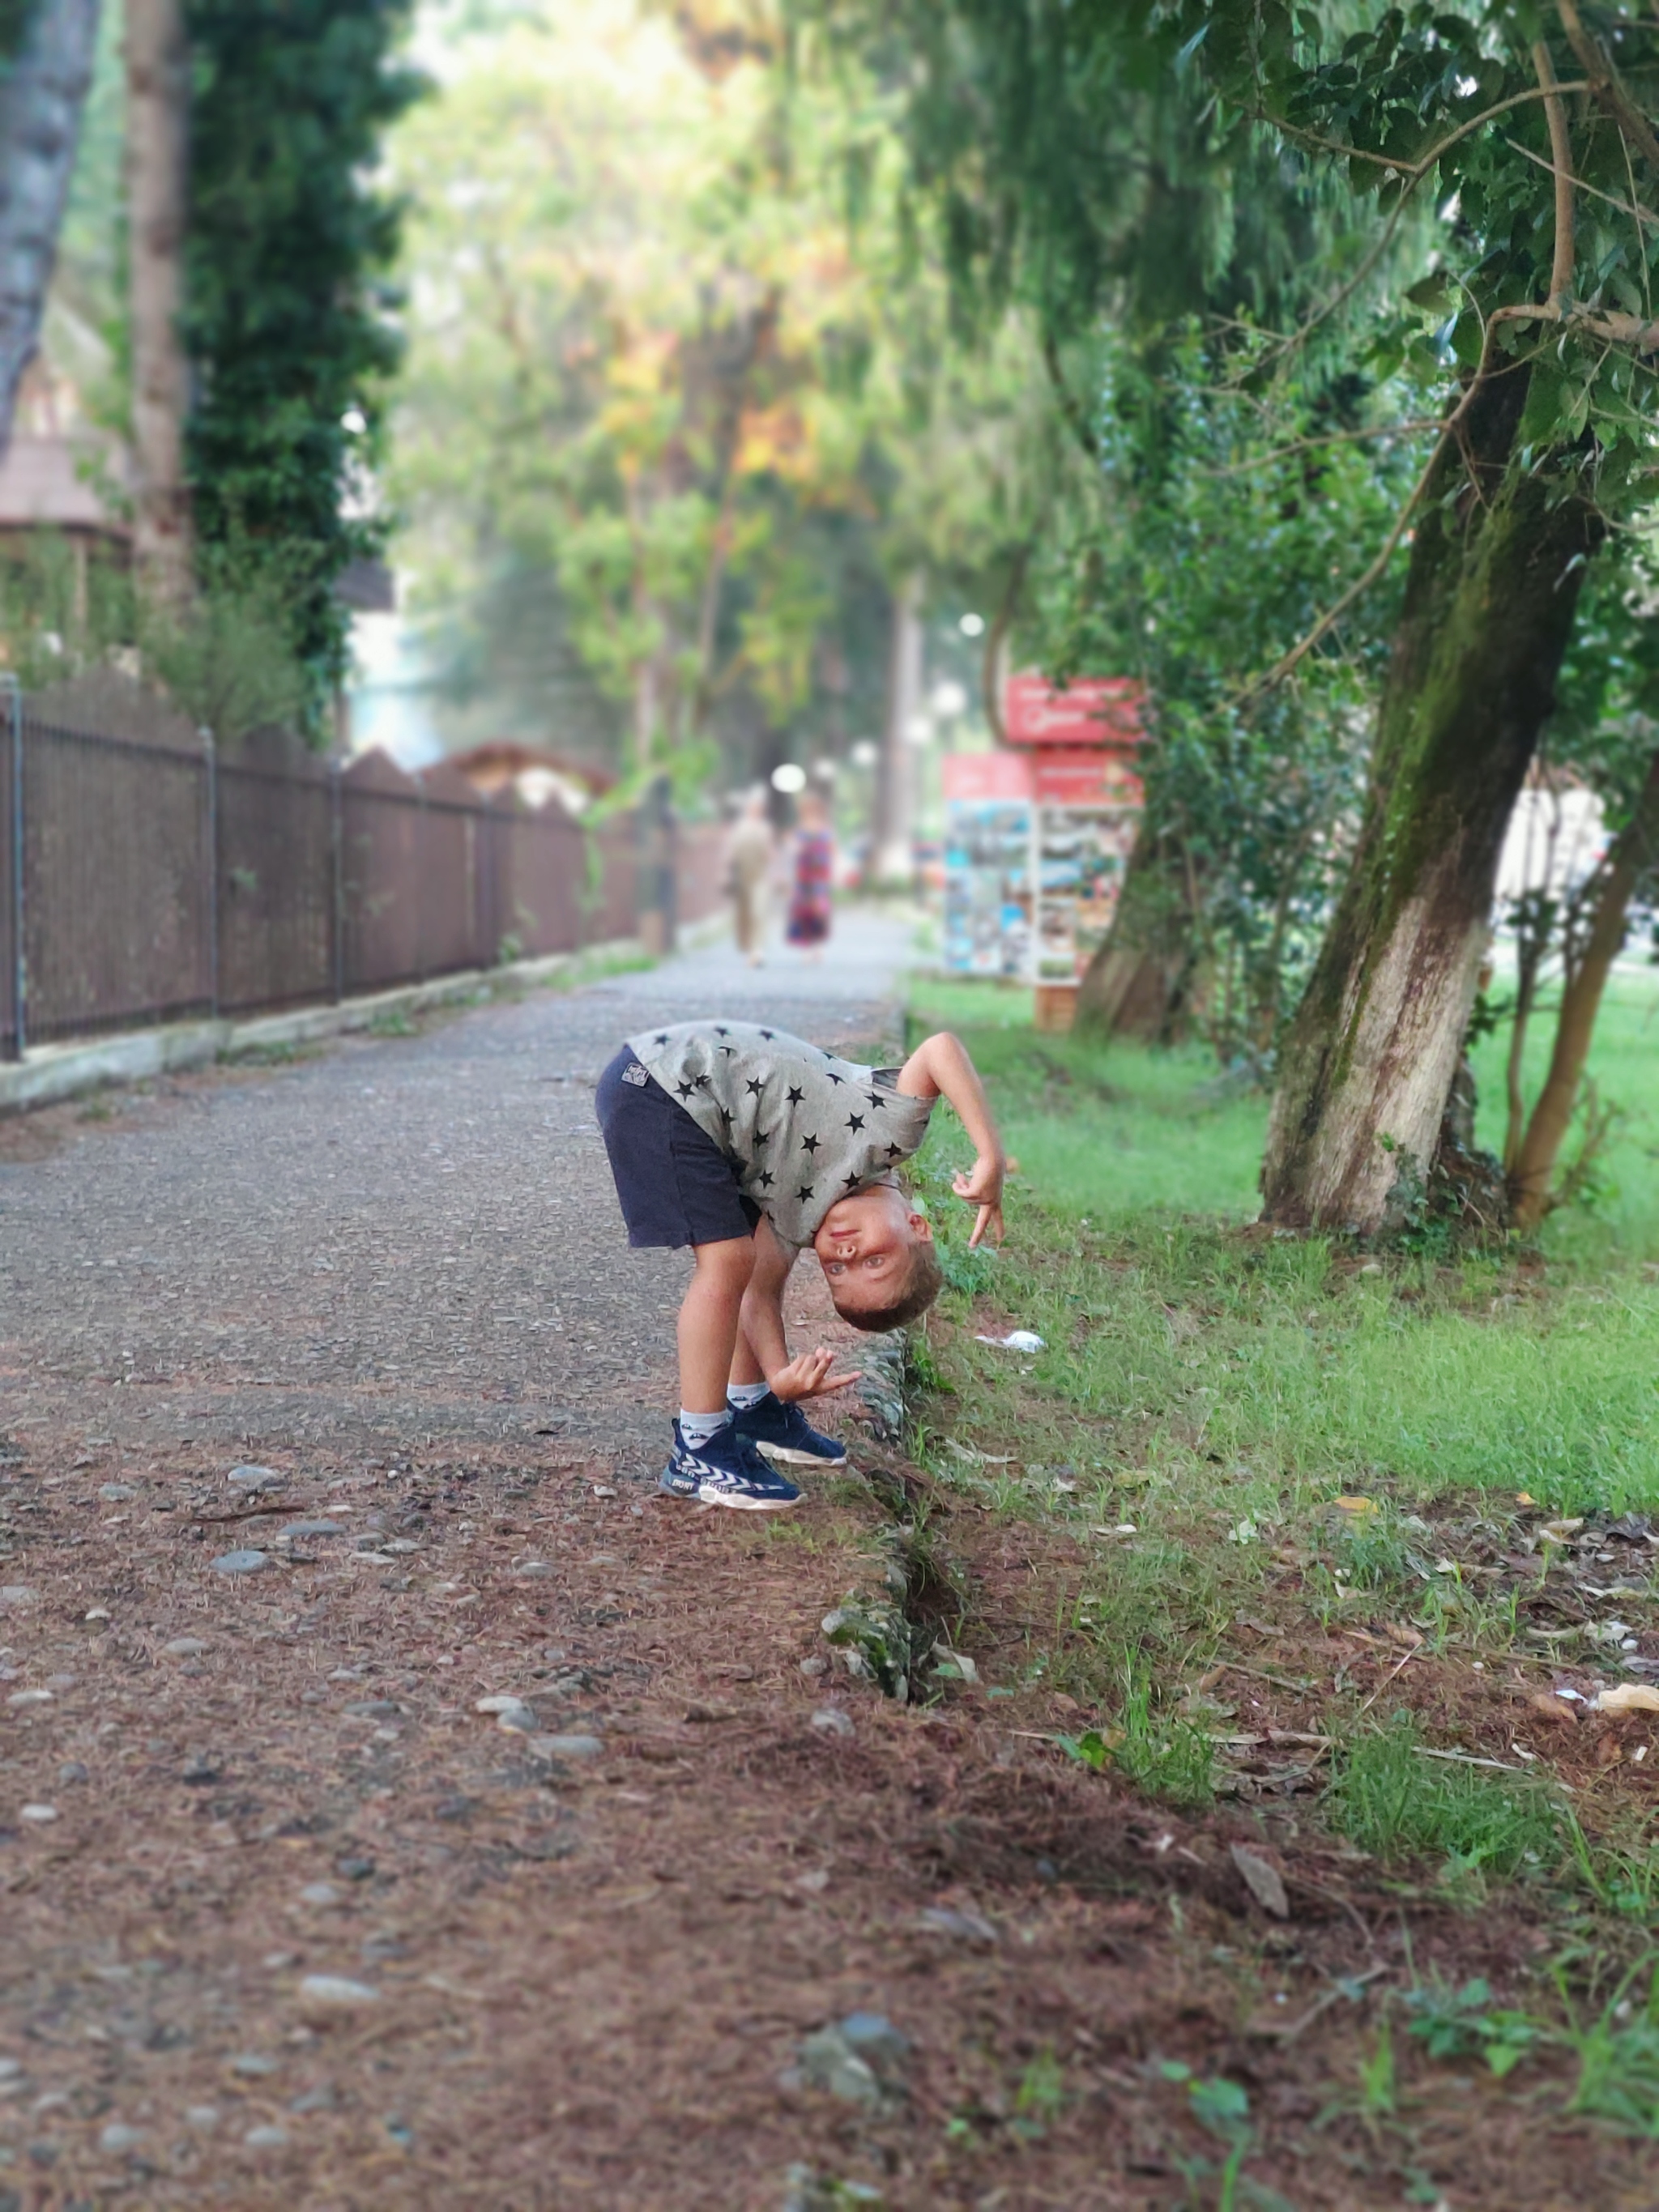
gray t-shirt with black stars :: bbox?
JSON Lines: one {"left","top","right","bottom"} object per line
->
{"left": 625, "top": 1019, "right": 933, "bottom": 1247}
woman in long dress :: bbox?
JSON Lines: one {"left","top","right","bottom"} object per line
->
{"left": 724, "top": 789, "right": 774, "bottom": 966}
{"left": 786, "top": 790, "right": 834, "bottom": 962}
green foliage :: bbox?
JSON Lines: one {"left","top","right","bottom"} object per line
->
{"left": 1403, "top": 1976, "right": 1542, "bottom": 2078}
{"left": 0, "top": 532, "right": 311, "bottom": 741}
{"left": 139, "top": 537, "right": 315, "bottom": 739}
{"left": 183, "top": 0, "right": 425, "bottom": 705}
{"left": 1328, "top": 1716, "right": 1562, "bottom": 1882}
{"left": 1563, "top": 1964, "right": 1659, "bottom": 2136}
{"left": 1036, "top": 322, "right": 1422, "bottom": 1063}
{"left": 1058, "top": 1660, "right": 1214, "bottom": 1805}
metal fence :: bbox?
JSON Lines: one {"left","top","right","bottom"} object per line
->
{"left": 0, "top": 670, "right": 725, "bottom": 1060}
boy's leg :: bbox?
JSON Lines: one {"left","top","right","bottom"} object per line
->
{"left": 679, "top": 1235, "right": 756, "bottom": 1414}
{"left": 731, "top": 1218, "right": 795, "bottom": 1388}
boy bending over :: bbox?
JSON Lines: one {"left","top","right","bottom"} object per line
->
{"left": 595, "top": 1020, "right": 1004, "bottom": 1509}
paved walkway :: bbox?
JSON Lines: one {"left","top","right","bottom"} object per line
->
{"left": 0, "top": 906, "right": 918, "bottom": 1470}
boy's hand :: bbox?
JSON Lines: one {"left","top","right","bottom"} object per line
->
{"left": 952, "top": 1152, "right": 1005, "bottom": 1248}
{"left": 770, "top": 1346, "right": 862, "bottom": 1402}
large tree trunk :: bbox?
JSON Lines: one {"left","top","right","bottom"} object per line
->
{"left": 1074, "top": 829, "right": 1201, "bottom": 1042}
{"left": 126, "top": 0, "right": 193, "bottom": 602}
{"left": 0, "top": 0, "right": 102, "bottom": 451}
{"left": 1260, "top": 374, "right": 1601, "bottom": 1233}
{"left": 1508, "top": 747, "right": 1659, "bottom": 1227}
{"left": 872, "top": 571, "right": 922, "bottom": 885}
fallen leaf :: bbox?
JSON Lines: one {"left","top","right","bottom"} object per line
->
{"left": 1525, "top": 1692, "right": 1578, "bottom": 1728}
{"left": 1230, "top": 1843, "right": 1290, "bottom": 1920}
{"left": 1516, "top": 1492, "right": 1537, "bottom": 1507}
{"left": 1593, "top": 1683, "right": 1659, "bottom": 1715}
{"left": 1334, "top": 1496, "right": 1376, "bottom": 1517}
{"left": 1541, "top": 1519, "right": 1585, "bottom": 1542}
{"left": 1596, "top": 1733, "right": 1625, "bottom": 1769}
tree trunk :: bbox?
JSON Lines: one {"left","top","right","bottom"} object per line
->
{"left": 1074, "top": 829, "right": 1200, "bottom": 1042}
{"left": 1509, "top": 746, "right": 1659, "bottom": 1227}
{"left": 126, "top": 0, "right": 193, "bottom": 603}
{"left": 1260, "top": 373, "right": 1601, "bottom": 1233}
{"left": 0, "top": 0, "right": 102, "bottom": 452}
{"left": 872, "top": 571, "right": 922, "bottom": 885}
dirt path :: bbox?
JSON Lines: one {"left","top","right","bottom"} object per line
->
{"left": 2, "top": 923, "right": 1653, "bottom": 2208}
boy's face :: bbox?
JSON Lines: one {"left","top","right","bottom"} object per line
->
{"left": 812, "top": 1184, "right": 932, "bottom": 1315}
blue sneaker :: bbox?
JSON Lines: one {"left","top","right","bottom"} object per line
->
{"left": 730, "top": 1391, "right": 848, "bottom": 1468}
{"left": 659, "top": 1421, "right": 804, "bottom": 1511}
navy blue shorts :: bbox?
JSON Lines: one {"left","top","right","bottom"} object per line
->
{"left": 595, "top": 1044, "right": 761, "bottom": 1249}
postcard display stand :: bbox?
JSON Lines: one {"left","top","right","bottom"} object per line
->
{"left": 943, "top": 676, "right": 1144, "bottom": 1027}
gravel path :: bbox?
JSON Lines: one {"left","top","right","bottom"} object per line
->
{"left": 0, "top": 908, "right": 914, "bottom": 1471}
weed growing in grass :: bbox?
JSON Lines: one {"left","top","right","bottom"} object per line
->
{"left": 1010, "top": 2048, "right": 1065, "bottom": 2140}
{"left": 1356, "top": 2015, "right": 1397, "bottom": 2116}
{"left": 1060, "top": 1660, "right": 1214, "bottom": 1805}
{"left": 1561, "top": 1961, "right": 1659, "bottom": 2135}
{"left": 1401, "top": 1976, "right": 1542, "bottom": 2076}
{"left": 368, "top": 1005, "right": 418, "bottom": 1039}
{"left": 1328, "top": 1717, "right": 1562, "bottom": 1882}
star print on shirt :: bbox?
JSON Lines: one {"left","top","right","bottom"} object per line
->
{"left": 694, "top": 1073, "right": 710, "bottom": 1088}
{"left": 746, "top": 1078, "right": 764, "bottom": 1097}
{"left": 760, "top": 1029, "right": 774, "bottom": 1040}
{"left": 753, "top": 1130, "right": 769, "bottom": 1147}
{"left": 846, "top": 1114, "right": 864, "bottom": 1132}
{"left": 714, "top": 1025, "right": 729, "bottom": 1037}
{"left": 842, "top": 1171, "right": 863, "bottom": 1189}
{"left": 655, "top": 1033, "right": 669, "bottom": 1045}
{"left": 676, "top": 1080, "right": 695, "bottom": 1098}
{"left": 786, "top": 1085, "right": 804, "bottom": 1105}
{"left": 719, "top": 1106, "right": 734, "bottom": 1125}
{"left": 757, "top": 1170, "right": 774, "bottom": 1187}
{"left": 865, "top": 1092, "right": 885, "bottom": 1110}
{"left": 885, "top": 1143, "right": 904, "bottom": 1159}
{"left": 719, "top": 1045, "right": 736, "bottom": 1056}
{"left": 796, "top": 1183, "right": 815, "bottom": 1202}
{"left": 800, "top": 1134, "right": 821, "bottom": 1154}
{"left": 825, "top": 1071, "right": 845, "bottom": 1085}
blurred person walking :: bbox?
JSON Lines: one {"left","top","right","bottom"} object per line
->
{"left": 725, "top": 788, "right": 775, "bottom": 966}
{"left": 786, "top": 789, "right": 834, "bottom": 963}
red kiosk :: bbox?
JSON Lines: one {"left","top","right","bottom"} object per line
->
{"left": 942, "top": 674, "right": 1145, "bottom": 1030}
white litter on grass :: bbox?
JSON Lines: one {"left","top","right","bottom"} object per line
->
{"left": 975, "top": 1330, "right": 1045, "bottom": 1353}
{"left": 19, "top": 1804, "right": 58, "bottom": 1822}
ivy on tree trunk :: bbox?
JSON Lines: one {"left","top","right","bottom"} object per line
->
{"left": 1260, "top": 371, "right": 1601, "bottom": 1236}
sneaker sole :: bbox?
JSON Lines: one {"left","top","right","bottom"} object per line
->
{"left": 694, "top": 1482, "right": 803, "bottom": 1511}
{"left": 750, "top": 1439, "right": 847, "bottom": 1467}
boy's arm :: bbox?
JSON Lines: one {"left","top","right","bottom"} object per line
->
{"left": 895, "top": 1031, "right": 1006, "bottom": 1248}
{"left": 743, "top": 1214, "right": 861, "bottom": 1400}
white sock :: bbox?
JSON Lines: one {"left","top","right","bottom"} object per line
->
{"left": 679, "top": 1409, "right": 732, "bottom": 1449}
{"left": 726, "top": 1381, "right": 770, "bottom": 1410}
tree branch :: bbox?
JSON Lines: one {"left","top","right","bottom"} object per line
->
{"left": 1260, "top": 80, "right": 1590, "bottom": 185}
{"left": 1557, "top": 0, "right": 1659, "bottom": 172}
{"left": 1532, "top": 38, "right": 1576, "bottom": 307}
{"left": 1041, "top": 328, "right": 1099, "bottom": 462}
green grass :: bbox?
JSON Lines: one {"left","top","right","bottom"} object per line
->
{"left": 1328, "top": 1715, "right": 1563, "bottom": 1883}
{"left": 906, "top": 969, "right": 1659, "bottom": 1514}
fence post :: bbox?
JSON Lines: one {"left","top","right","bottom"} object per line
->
{"left": 203, "top": 729, "right": 220, "bottom": 1018}
{"left": 416, "top": 780, "right": 428, "bottom": 985}
{"left": 330, "top": 759, "right": 344, "bottom": 1004}
{"left": 5, "top": 676, "right": 22, "bottom": 1058}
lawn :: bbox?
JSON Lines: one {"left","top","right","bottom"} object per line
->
{"left": 896, "top": 961, "right": 1659, "bottom": 2160}
{"left": 905, "top": 969, "right": 1659, "bottom": 1515}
